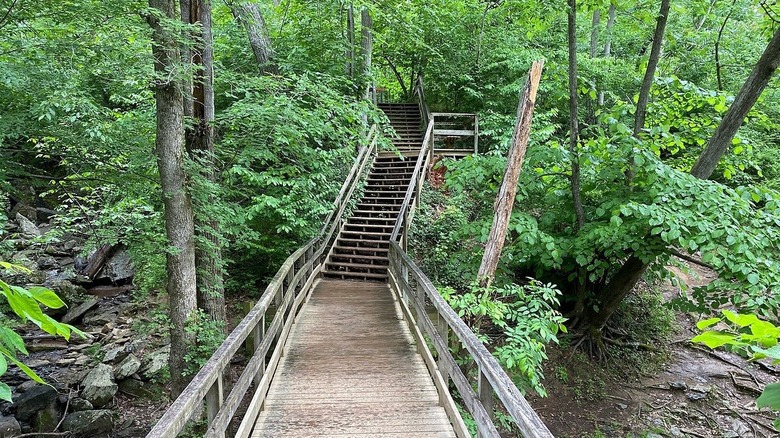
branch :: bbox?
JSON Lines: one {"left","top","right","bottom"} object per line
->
{"left": 0, "top": 0, "right": 18, "bottom": 29}
{"left": 667, "top": 248, "right": 715, "bottom": 270}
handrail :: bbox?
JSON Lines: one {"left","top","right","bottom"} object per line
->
{"left": 147, "top": 125, "right": 380, "bottom": 438}
{"left": 413, "top": 74, "right": 432, "bottom": 128}
{"left": 388, "top": 242, "right": 554, "bottom": 438}
{"left": 389, "top": 118, "right": 434, "bottom": 246}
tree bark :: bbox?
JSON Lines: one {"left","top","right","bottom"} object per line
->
{"left": 147, "top": 0, "right": 198, "bottom": 397}
{"left": 598, "top": 3, "right": 616, "bottom": 106}
{"left": 477, "top": 61, "right": 544, "bottom": 287}
{"left": 228, "top": 0, "right": 275, "bottom": 73}
{"left": 589, "top": 23, "right": 780, "bottom": 334}
{"left": 627, "top": 0, "right": 670, "bottom": 185}
{"left": 360, "top": 7, "right": 373, "bottom": 102}
{"left": 691, "top": 24, "right": 780, "bottom": 179}
{"left": 590, "top": 9, "right": 600, "bottom": 58}
{"left": 345, "top": 4, "right": 355, "bottom": 79}
{"left": 567, "top": 0, "right": 585, "bottom": 231}
{"left": 185, "top": 0, "right": 227, "bottom": 330}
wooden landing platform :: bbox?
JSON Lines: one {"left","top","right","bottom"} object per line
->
{"left": 252, "top": 280, "right": 456, "bottom": 437}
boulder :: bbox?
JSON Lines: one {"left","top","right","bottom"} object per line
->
{"left": 32, "top": 402, "right": 59, "bottom": 433}
{"left": 62, "top": 298, "right": 100, "bottom": 324}
{"left": 68, "top": 397, "right": 93, "bottom": 412}
{"left": 118, "top": 379, "right": 158, "bottom": 398}
{"left": 37, "top": 255, "right": 58, "bottom": 270}
{"left": 114, "top": 354, "right": 141, "bottom": 381}
{"left": 141, "top": 345, "right": 170, "bottom": 379}
{"left": 81, "top": 363, "right": 117, "bottom": 407}
{"left": 83, "top": 307, "right": 118, "bottom": 326}
{"left": 61, "top": 409, "right": 115, "bottom": 437}
{"left": 13, "top": 384, "right": 57, "bottom": 421}
{"left": 47, "top": 280, "right": 88, "bottom": 308}
{"left": 102, "top": 344, "right": 129, "bottom": 364}
{"left": 97, "top": 249, "right": 134, "bottom": 283}
{"left": 15, "top": 213, "right": 40, "bottom": 237}
{"left": 0, "top": 416, "right": 21, "bottom": 438}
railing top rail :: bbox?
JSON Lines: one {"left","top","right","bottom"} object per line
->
{"left": 389, "top": 119, "right": 434, "bottom": 242}
{"left": 389, "top": 242, "right": 554, "bottom": 438}
{"left": 431, "top": 112, "right": 478, "bottom": 117}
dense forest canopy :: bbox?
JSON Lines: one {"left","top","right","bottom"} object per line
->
{"left": 1, "top": 0, "right": 780, "bottom": 433}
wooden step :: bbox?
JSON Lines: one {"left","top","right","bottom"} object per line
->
{"left": 325, "top": 262, "right": 388, "bottom": 272}
{"left": 329, "top": 253, "right": 389, "bottom": 262}
{"left": 337, "top": 238, "right": 390, "bottom": 247}
{"left": 332, "top": 245, "right": 390, "bottom": 254}
{"left": 320, "top": 270, "right": 388, "bottom": 281}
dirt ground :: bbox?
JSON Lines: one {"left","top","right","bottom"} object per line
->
{"left": 528, "top": 264, "right": 779, "bottom": 438}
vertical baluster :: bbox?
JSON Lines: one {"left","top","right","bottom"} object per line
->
{"left": 206, "top": 373, "right": 224, "bottom": 434}
{"left": 477, "top": 369, "right": 495, "bottom": 438}
{"left": 254, "top": 315, "right": 264, "bottom": 386}
{"left": 436, "top": 314, "right": 450, "bottom": 387}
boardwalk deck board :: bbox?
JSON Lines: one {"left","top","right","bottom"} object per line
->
{"left": 251, "top": 280, "right": 456, "bottom": 437}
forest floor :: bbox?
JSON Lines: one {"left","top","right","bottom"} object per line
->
{"left": 528, "top": 263, "right": 779, "bottom": 438}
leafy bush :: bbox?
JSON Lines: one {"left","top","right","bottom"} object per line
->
{"left": 441, "top": 279, "right": 566, "bottom": 396}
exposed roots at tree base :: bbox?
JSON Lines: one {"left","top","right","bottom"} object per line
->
{"left": 568, "top": 326, "right": 663, "bottom": 362}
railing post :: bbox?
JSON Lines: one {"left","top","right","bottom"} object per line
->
{"left": 253, "top": 315, "right": 265, "bottom": 386}
{"left": 477, "top": 369, "right": 495, "bottom": 438}
{"left": 206, "top": 374, "right": 224, "bottom": 435}
{"left": 436, "top": 315, "right": 450, "bottom": 387}
{"left": 474, "top": 115, "right": 479, "bottom": 154}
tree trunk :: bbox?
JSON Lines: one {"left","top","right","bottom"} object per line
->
{"left": 627, "top": 0, "right": 670, "bottom": 185}
{"left": 229, "top": 0, "right": 275, "bottom": 73}
{"left": 692, "top": 25, "right": 780, "bottom": 179}
{"left": 185, "top": 0, "right": 227, "bottom": 330}
{"left": 590, "top": 9, "right": 600, "bottom": 58}
{"left": 589, "top": 23, "right": 780, "bottom": 334}
{"left": 477, "top": 61, "right": 544, "bottom": 287}
{"left": 360, "top": 7, "right": 373, "bottom": 102}
{"left": 598, "top": 3, "right": 616, "bottom": 106}
{"left": 567, "top": 0, "right": 585, "bottom": 232}
{"left": 147, "top": 0, "right": 198, "bottom": 397}
{"left": 345, "top": 4, "right": 355, "bottom": 79}
{"left": 715, "top": 0, "right": 738, "bottom": 91}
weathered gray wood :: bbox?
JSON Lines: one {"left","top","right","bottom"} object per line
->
{"left": 389, "top": 242, "right": 554, "bottom": 438}
{"left": 432, "top": 129, "right": 475, "bottom": 136}
{"left": 390, "top": 120, "right": 434, "bottom": 242}
{"left": 252, "top": 281, "right": 457, "bottom": 437}
{"left": 205, "top": 373, "right": 223, "bottom": 427}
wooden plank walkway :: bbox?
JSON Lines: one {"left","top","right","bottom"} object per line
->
{"left": 252, "top": 280, "right": 457, "bottom": 437}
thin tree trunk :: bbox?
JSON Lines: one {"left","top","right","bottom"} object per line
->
{"left": 186, "top": 0, "right": 227, "bottom": 330}
{"left": 696, "top": 0, "right": 718, "bottom": 31}
{"left": 715, "top": 1, "right": 737, "bottom": 91}
{"left": 692, "top": 24, "right": 780, "bottom": 179}
{"left": 360, "top": 7, "right": 373, "bottom": 102}
{"left": 384, "top": 55, "right": 409, "bottom": 98}
{"left": 477, "top": 61, "right": 544, "bottom": 287}
{"left": 228, "top": 0, "right": 275, "bottom": 73}
{"left": 567, "top": 0, "right": 585, "bottom": 231}
{"left": 590, "top": 9, "right": 600, "bottom": 58}
{"left": 147, "top": 0, "right": 198, "bottom": 397}
{"left": 568, "top": 0, "right": 587, "bottom": 317}
{"left": 598, "top": 3, "right": 616, "bottom": 106}
{"left": 345, "top": 4, "right": 355, "bottom": 79}
{"left": 589, "top": 24, "right": 780, "bottom": 334}
{"left": 181, "top": 0, "right": 194, "bottom": 119}
{"left": 626, "top": 0, "right": 670, "bottom": 185}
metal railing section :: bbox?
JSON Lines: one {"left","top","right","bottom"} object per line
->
{"left": 387, "top": 243, "right": 554, "bottom": 438}
{"left": 146, "top": 127, "right": 380, "bottom": 438}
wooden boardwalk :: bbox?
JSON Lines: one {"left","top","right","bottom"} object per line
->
{"left": 252, "top": 280, "right": 457, "bottom": 437}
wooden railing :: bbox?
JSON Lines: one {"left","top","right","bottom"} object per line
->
{"left": 432, "top": 112, "right": 479, "bottom": 156}
{"left": 146, "top": 127, "right": 380, "bottom": 438}
{"left": 387, "top": 243, "right": 554, "bottom": 438}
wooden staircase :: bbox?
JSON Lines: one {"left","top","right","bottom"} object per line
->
{"left": 321, "top": 103, "right": 424, "bottom": 282}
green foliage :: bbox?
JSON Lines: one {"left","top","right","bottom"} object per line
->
{"left": 0, "top": 262, "right": 85, "bottom": 401}
{"left": 440, "top": 280, "right": 566, "bottom": 396}
{"left": 693, "top": 311, "right": 780, "bottom": 428}
{"left": 183, "top": 310, "right": 226, "bottom": 376}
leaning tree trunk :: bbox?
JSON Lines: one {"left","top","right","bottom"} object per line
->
{"left": 229, "top": 0, "right": 275, "bottom": 73}
{"left": 477, "top": 61, "right": 544, "bottom": 288}
{"left": 589, "top": 23, "right": 780, "bottom": 335}
{"left": 692, "top": 24, "right": 780, "bottom": 178}
{"left": 147, "top": 0, "right": 198, "bottom": 397}
{"left": 186, "top": 0, "right": 227, "bottom": 329}
{"left": 598, "top": 3, "right": 616, "bottom": 106}
{"left": 627, "top": 0, "right": 670, "bottom": 185}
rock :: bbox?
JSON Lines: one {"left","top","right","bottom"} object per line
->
{"left": 0, "top": 416, "right": 21, "bottom": 438}
{"left": 118, "top": 379, "right": 158, "bottom": 398}
{"left": 15, "top": 380, "right": 38, "bottom": 393}
{"left": 68, "top": 397, "right": 93, "bottom": 412}
{"left": 48, "top": 280, "right": 88, "bottom": 307}
{"left": 15, "top": 213, "right": 40, "bottom": 237}
{"left": 25, "top": 359, "right": 50, "bottom": 368}
{"left": 669, "top": 426, "right": 683, "bottom": 437}
{"left": 62, "top": 298, "right": 100, "bottom": 324}
{"left": 141, "top": 345, "right": 170, "bottom": 379}
{"left": 81, "top": 363, "right": 117, "bottom": 407}
{"left": 13, "top": 384, "right": 58, "bottom": 421}
{"left": 61, "top": 409, "right": 115, "bottom": 437}
{"left": 36, "top": 255, "right": 58, "bottom": 270}
{"left": 97, "top": 249, "right": 135, "bottom": 283}
{"left": 32, "top": 402, "right": 59, "bottom": 433}
{"left": 102, "top": 344, "right": 129, "bottom": 364}
{"left": 114, "top": 354, "right": 141, "bottom": 381}
{"left": 83, "top": 307, "right": 119, "bottom": 326}
{"left": 616, "top": 402, "right": 628, "bottom": 410}
{"left": 668, "top": 380, "right": 687, "bottom": 390}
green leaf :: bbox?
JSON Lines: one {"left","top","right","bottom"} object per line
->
{"left": 696, "top": 317, "right": 721, "bottom": 330}
{"left": 756, "top": 383, "right": 780, "bottom": 410}
{"left": 0, "top": 382, "right": 10, "bottom": 403}
{"left": 28, "top": 287, "right": 66, "bottom": 309}
{"left": 747, "top": 273, "right": 760, "bottom": 285}
{"left": 691, "top": 331, "right": 737, "bottom": 349}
